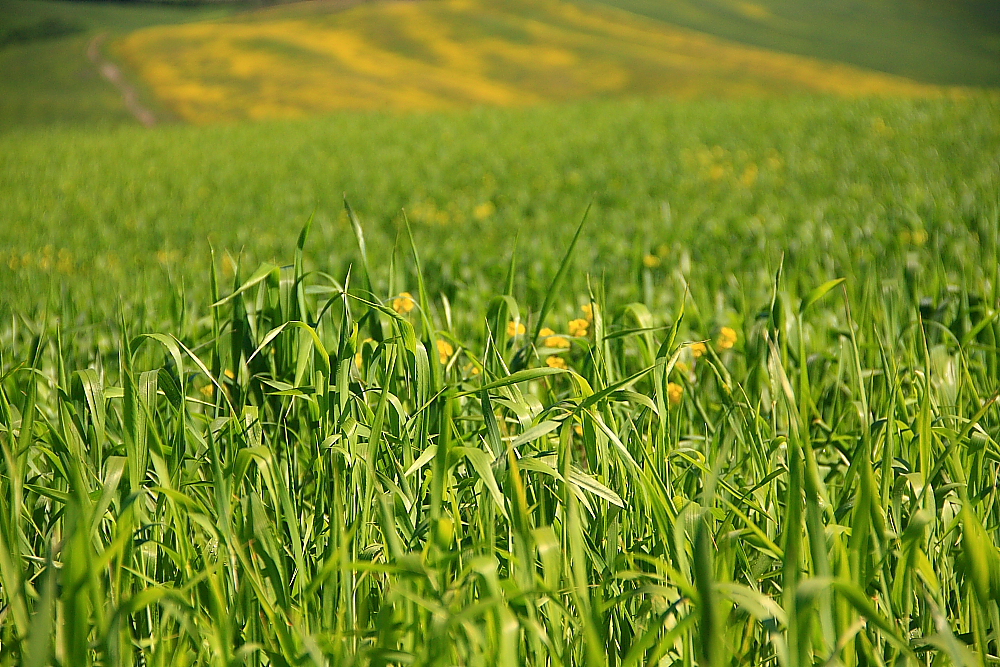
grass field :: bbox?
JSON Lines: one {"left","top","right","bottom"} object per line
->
{"left": 0, "top": 0, "right": 237, "bottom": 129}
{"left": 590, "top": 0, "right": 1000, "bottom": 87}
{"left": 3, "top": 1, "right": 1000, "bottom": 665}
{"left": 2, "top": 91, "right": 1000, "bottom": 664}
{"left": 115, "top": 0, "right": 947, "bottom": 123}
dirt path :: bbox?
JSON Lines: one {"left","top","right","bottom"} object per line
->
{"left": 87, "top": 33, "right": 157, "bottom": 128}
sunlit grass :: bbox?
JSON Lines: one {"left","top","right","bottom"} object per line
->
{"left": 1, "top": 88, "right": 999, "bottom": 667}
{"left": 1, "top": 200, "right": 999, "bottom": 664}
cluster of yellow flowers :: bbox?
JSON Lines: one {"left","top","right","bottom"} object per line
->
{"left": 669, "top": 327, "right": 739, "bottom": 408}
{"left": 690, "top": 326, "right": 738, "bottom": 358}
{"left": 393, "top": 292, "right": 415, "bottom": 314}
{"left": 436, "top": 339, "right": 454, "bottom": 365}
{"left": 538, "top": 305, "right": 596, "bottom": 369}
{"left": 378, "top": 294, "right": 736, "bottom": 394}
{"left": 6, "top": 247, "right": 74, "bottom": 273}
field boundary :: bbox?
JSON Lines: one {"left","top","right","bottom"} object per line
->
{"left": 87, "top": 32, "right": 157, "bottom": 127}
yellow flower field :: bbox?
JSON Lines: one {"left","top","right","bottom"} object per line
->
{"left": 115, "top": 0, "right": 947, "bottom": 123}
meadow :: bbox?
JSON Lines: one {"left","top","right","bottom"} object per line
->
{"left": 0, "top": 0, "right": 236, "bottom": 129}
{"left": 2, "top": 91, "right": 1000, "bottom": 665}
{"left": 115, "top": 0, "right": 944, "bottom": 123}
{"left": 3, "top": 0, "right": 1000, "bottom": 663}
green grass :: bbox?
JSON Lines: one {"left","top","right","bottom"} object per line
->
{"left": 0, "top": 0, "right": 239, "bottom": 129}
{"left": 1, "top": 93, "right": 1000, "bottom": 665}
{"left": 585, "top": 0, "right": 1000, "bottom": 87}
{"left": 2, "top": 94, "right": 998, "bottom": 319}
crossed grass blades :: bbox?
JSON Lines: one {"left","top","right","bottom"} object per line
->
{"left": 1, "top": 202, "right": 1000, "bottom": 667}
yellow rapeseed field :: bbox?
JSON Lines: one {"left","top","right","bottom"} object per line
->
{"left": 116, "top": 0, "right": 946, "bottom": 123}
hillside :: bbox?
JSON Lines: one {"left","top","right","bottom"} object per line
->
{"left": 588, "top": 0, "right": 1000, "bottom": 87}
{"left": 0, "top": 0, "right": 237, "bottom": 129}
{"left": 115, "top": 0, "right": 946, "bottom": 123}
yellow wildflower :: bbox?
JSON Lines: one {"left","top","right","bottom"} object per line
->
{"left": 200, "top": 383, "right": 214, "bottom": 397}
{"left": 642, "top": 254, "right": 661, "bottom": 268}
{"left": 568, "top": 318, "right": 589, "bottom": 337}
{"left": 574, "top": 424, "right": 584, "bottom": 436}
{"left": 473, "top": 201, "right": 495, "bottom": 220}
{"left": 717, "top": 327, "right": 737, "bottom": 350}
{"left": 912, "top": 229, "right": 928, "bottom": 246}
{"left": 545, "top": 335, "right": 571, "bottom": 349}
{"left": 675, "top": 361, "right": 690, "bottom": 374}
{"left": 546, "top": 356, "right": 567, "bottom": 369}
{"left": 436, "top": 339, "right": 454, "bottom": 365}
{"left": 581, "top": 303, "right": 594, "bottom": 322}
{"left": 464, "top": 363, "right": 481, "bottom": 376}
{"left": 539, "top": 327, "right": 556, "bottom": 337}
{"left": 690, "top": 342, "right": 707, "bottom": 358}
{"left": 507, "top": 320, "right": 526, "bottom": 336}
{"left": 393, "top": 292, "right": 415, "bottom": 314}
{"left": 667, "top": 382, "right": 684, "bottom": 406}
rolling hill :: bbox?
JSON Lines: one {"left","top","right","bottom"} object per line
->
{"left": 0, "top": 0, "right": 236, "bottom": 129}
{"left": 588, "top": 0, "right": 1000, "bottom": 87}
{"left": 115, "top": 0, "right": 947, "bottom": 123}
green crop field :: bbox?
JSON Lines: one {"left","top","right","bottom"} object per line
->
{"left": 2, "top": 0, "right": 1000, "bottom": 666}
{"left": 3, "top": 92, "right": 1000, "bottom": 665}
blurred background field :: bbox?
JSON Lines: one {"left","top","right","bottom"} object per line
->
{"left": 2, "top": 0, "right": 999, "bottom": 130}
{"left": 3, "top": 94, "right": 999, "bottom": 326}
{"left": 597, "top": 0, "right": 1000, "bottom": 87}
{"left": 113, "top": 0, "right": 942, "bottom": 122}
{"left": 0, "top": 0, "right": 235, "bottom": 128}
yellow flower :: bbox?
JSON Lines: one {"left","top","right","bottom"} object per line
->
{"left": 690, "top": 342, "right": 707, "bottom": 358}
{"left": 675, "top": 361, "right": 690, "bottom": 374}
{"left": 545, "top": 335, "right": 571, "bottom": 349}
{"left": 473, "top": 201, "right": 495, "bottom": 220}
{"left": 507, "top": 320, "right": 526, "bottom": 336}
{"left": 437, "top": 339, "right": 454, "bottom": 365}
{"left": 464, "top": 363, "right": 481, "bottom": 376}
{"left": 574, "top": 424, "right": 584, "bottom": 436}
{"left": 393, "top": 292, "right": 415, "bottom": 314}
{"left": 568, "top": 318, "right": 589, "bottom": 337}
{"left": 642, "top": 254, "right": 661, "bottom": 268}
{"left": 546, "top": 356, "right": 567, "bottom": 369}
{"left": 912, "top": 229, "right": 928, "bottom": 246}
{"left": 539, "top": 327, "right": 556, "bottom": 337}
{"left": 581, "top": 303, "right": 594, "bottom": 322}
{"left": 717, "top": 327, "right": 737, "bottom": 350}
{"left": 667, "top": 382, "right": 683, "bottom": 406}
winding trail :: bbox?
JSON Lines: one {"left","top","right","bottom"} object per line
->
{"left": 87, "top": 33, "right": 157, "bottom": 128}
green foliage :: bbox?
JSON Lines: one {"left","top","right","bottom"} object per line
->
{"left": 0, "top": 16, "right": 83, "bottom": 47}
{"left": 1, "top": 92, "right": 1000, "bottom": 665}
